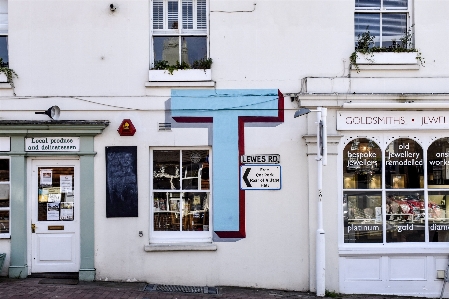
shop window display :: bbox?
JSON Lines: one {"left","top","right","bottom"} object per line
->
{"left": 343, "top": 137, "right": 449, "bottom": 243}
{"left": 152, "top": 149, "right": 210, "bottom": 236}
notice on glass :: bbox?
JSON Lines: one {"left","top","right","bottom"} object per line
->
{"left": 60, "top": 202, "right": 74, "bottom": 221}
{"left": 47, "top": 187, "right": 61, "bottom": 203}
{"left": 38, "top": 188, "right": 49, "bottom": 203}
{"left": 60, "top": 175, "right": 73, "bottom": 194}
{"left": 40, "top": 169, "right": 53, "bottom": 186}
{"left": 47, "top": 202, "right": 60, "bottom": 220}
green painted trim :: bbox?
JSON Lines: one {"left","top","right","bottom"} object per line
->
{"left": 8, "top": 266, "right": 28, "bottom": 279}
{"left": 0, "top": 152, "right": 98, "bottom": 157}
{"left": 79, "top": 268, "right": 96, "bottom": 282}
{"left": 79, "top": 137, "right": 95, "bottom": 278}
{"left": 9, "top": 137, "right": 27, "bottom": 278}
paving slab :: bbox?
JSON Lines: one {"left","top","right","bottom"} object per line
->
{"left": 0, "top": 278, "right": 431, "bottom": 299}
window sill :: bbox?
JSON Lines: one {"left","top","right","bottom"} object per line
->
{"left": 148, "top": 69, "right": 213, "bottom": 86}
{"left": 144, "top": 242, "right": 217, "bottom": 252}
{"left": 352, "top": 52, "right": 420, "bottom": 71}
{"left": 0, "top": 233, "right": 11, "bottom": 239}
{"left": 145, "top": 81, "right": 215, "bottom": 88}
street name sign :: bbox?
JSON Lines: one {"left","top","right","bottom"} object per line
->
{"left": 240, "top": 154, "right": 280, "bottom": 164}
{"left": 240, "top": 165, "right": 281, "bottom": 190}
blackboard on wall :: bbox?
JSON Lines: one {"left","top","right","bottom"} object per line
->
{"left": 105, "top": 146, "right": 138, "bottom": 217}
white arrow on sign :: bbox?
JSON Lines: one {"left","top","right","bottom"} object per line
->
{"left": 240, "top": 165, "right": 281, "bottom": 190}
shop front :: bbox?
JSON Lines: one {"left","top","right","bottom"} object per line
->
{"left": 0, "top": 120, "right": 108, "bottom": 280}
{"left": 337, "top": 109, "right": 449, "bottom": 296}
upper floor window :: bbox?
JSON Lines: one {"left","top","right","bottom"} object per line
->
{"left": 355, "top": 0, "right": 410, "bottom": 48}
{"left": 0, "top": 0, "right": 8, "bottom": 66}
{"left": 0, "top": 158, "right": 10, "bottom": 237}
{"left": 150, "top": 0, "right": 208, "bottom": 68}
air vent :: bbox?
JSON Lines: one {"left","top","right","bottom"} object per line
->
{"left": 144, "top": 284, "right": 218, "bottom": 294}
{"left": 158, "top": 122, "right": 172, "bottom": 131}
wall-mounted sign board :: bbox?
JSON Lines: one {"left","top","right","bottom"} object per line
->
{"left": 0, "top": 137, "right": 10, "bottom": 151}
{"left": 240, "top": 154, "right": 280, "bottom": 164}
{"left": 240, "top": 165, "right": 281, "bottom": 190}
{"left": 25, "top": 137, "right": 80, "bottom": 152}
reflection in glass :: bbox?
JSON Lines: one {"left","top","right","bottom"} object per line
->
{"left": 0, "top": 210, "right": 8, "bottom": 233}
{"left": 386, "top": 191, "right": 424, "bottom": 242}
{"left": 385, "top": 138, "right": 423, "bottom": 189}
{"left": 153, "top": 192, "right": 180, "bottom": 231}
{"left": 429, "top": 191, "right": 449, "bottom": 242}
{"left": 0, "top": 158, "right": 9, "bottom": 182}
{"left": 182, "top": 192, "right": 209, "bottom": 231}
{"left": 153, "top": 36, "right": 206, "bottom": 66}
{"left": 153, "top": 150, "right": 180, "bottom": 190}
{"left": 382, "top": 13, "right": 407, "bottom": 48}
{"left": 344, "top": 191, "right": 382, "bottom": 243}
{"left": 0, "top": 184, "right": 9, "bottom": 207}
{"left": 427, "top": 138, "right": 449, "bottom": 188}
{"left": 354, "top": 13, "right": 380, "bottom": 47}
{"left": 355, "top": 0, "right": 381, "bottom": 9}
{"left": 182, "top": 150, "right": 209, "bottom": 190}
{"left": 343, "top": 138, "right": 382, "bottom": 189}
{"left": 0, "top": 36, "right": 8, "bottom": 66}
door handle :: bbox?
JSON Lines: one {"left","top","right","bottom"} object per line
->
{"left": 31, "top": 223, "right": 36, "bottom": 233}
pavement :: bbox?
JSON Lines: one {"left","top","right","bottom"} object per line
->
{"left": 0, "top": 277, "right": 425, "bottom": 299}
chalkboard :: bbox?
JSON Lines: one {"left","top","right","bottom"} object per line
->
{"left": 105, "top": 146, "right": 138, "bottom": 217}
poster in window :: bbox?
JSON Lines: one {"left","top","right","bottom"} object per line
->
{"left": 60, "top": 202, "right": 74, "bottom": 220}
{"left": 40, "top": 169, "right": 53, "bottom": 186}
{"left": 105, "top": 146, "right": 138, "bottom": 217}
{"left": 60, "top": 175, "right": 73, "bottom": 194}
{"left": 47, "top": 187, "right": 61, "bottom": 203}
{"left": 47, "top": 202, "right": 60, "bottom": 220}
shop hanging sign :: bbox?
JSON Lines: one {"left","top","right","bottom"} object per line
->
{"left": 337, "top": 111, "right": 449, "bottom": 130}
{"left": 25, "top": 137, "right": 80, "bottom": 152}
{"left": 240, "top": 165, "right": 281, "bottom": 190}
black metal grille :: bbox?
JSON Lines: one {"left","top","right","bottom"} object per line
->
{"left": 144, "top": 284, "right": 218, "bottom": 294}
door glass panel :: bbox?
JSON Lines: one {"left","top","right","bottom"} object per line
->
{"left": 37, "top": 167, "right": 75, "bottom": 221}
{"left": 0, "top": 210, "right": 8, "bottom": 233}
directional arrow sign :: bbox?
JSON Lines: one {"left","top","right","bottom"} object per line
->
{"left": 240, "top": 165, "right": 281, "bottom": 190}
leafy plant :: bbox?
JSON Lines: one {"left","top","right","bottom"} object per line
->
{"left": 350, "top": 26, "right": 425, "bottom": 72}
{"left": 152, "top": 58, "right": 212, "bottom": 75}
{"left": 325, "top": 289, "right": 342, "bottom": 298}
{"left": 0, "top": 58, "right": 18, "bottom": 92}
{"left": 192, "top": 57, "right": 213, "bottom": 70}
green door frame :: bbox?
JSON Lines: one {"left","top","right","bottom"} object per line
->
{"left": 0, "top": 120, "right": 109, "bottom": 281}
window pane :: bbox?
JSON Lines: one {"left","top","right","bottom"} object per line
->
{"left": 182, "top": 192, "right": 209, "bottom": 231}
{"left": 344, "top": 191, "right": 382, "bottom": 243}
{"left": 154, "top": 192, "right": 180, "bottom": 231}
{"left": 382, "top": 13, "right": 407, "bottom": 48}
{"left": 0, "top": 210, "right": 8, "bottom": 233}
{"left": 343, "top": 138, "right": 382, "bottom": 189}
{"left": 152, "top": 0, "right": 164, "bottom": 29}
{"left": 197, "top": 0, "right": 207, "bottom": 29}
{"left": 427, "top": 138, "right": 449, "bottom": 188}
{"left": 0, "top": 184, "right": 9, "bottom": 207}
{"left": 153, "top": 36, "right": 181, "bottom": 66}
{"left": 168, "top": 0, "right": 179, "bottom": 29}
{"left": 355, "top": 0, "right": 381, "bottom": 9}
{"left": 182, "top": 0, "right": 193, "bottom": 29}
{"left": 385, "top": 138, "right": 423, "bottom": 189}
{"left": 0, "top": 158, "right": 9, "bottom": 182}
{"left": 181, "top": 150, "right": 209, "bottom": 190}
{"left": 386, "top": 191, "right": 424, "bottom": 242}
{"left": 355, "top": 13, "right": 380, "bottom": 47}
{"left": 183, "top": 36, "right": 207, "bottom": 65}
{"left": 153, "top": 150, "right": 180, "bottom": 190}
{"left": 429, "top": 191, "right": 449, "bottom": 242}
{"left": 384, "top": 0, "right": 408, "bottom": 9}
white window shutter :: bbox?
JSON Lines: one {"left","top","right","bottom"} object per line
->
{"left": 152, "top": 0, "right": 164, "bottom": 30}
{"left": 182, "top": 0, "right": 193, "bottom": 29}
{"left": 0, "top": 0, "right": 8, "bottom": 35}
{"left": 167, "top": 0, "right": 178, "bottom": 29}
{"left": 197, "top": 0, "right": 206, "bottom": 30}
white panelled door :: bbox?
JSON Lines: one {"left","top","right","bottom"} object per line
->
{"left": 31, "top": 159, "right": 80, "bottom": 273}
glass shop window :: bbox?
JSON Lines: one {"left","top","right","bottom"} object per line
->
{"left": 342, "top": 136, "right": 449, "bottom": 244}
{"left": 343, "top": 138, "right": 383, "bottom": 243}
{"left": 151, "top": 148, "right": 210, "bottom": 241}
{"left": 0, "top": 158, "right": 9, "bottom": 236}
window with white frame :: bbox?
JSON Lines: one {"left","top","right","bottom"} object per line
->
{"left": 0, "top": 0, "right": 8, "bottom": 66}
{"left": 0, "top": 158, "right": 10, "bottom": 236}
{"left": 355, "top": 0, "right": 410, "bottom": 48}
{"left": 150, "top": 0, "right": 208, "bottom": 68}
{"left": 343, "top": 136, "right": 449, "bottom": 244}
{"left": 151, "top": 148, "right": 211, "bottom": 243}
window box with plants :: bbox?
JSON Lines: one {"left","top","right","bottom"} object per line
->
{"left": 149, "top": 58, "right": 212, "bottom": 82}
{"left": 350, "top": 28, "right": 424, "bottom": 71}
